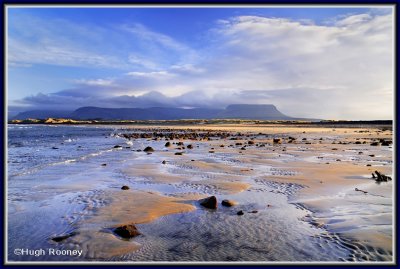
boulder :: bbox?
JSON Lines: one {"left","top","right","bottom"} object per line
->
{"left": 113, "top": 224, "right": 141, "bottom": 239}
{"left": 143, "top": 146, "right": 154, "bottom": 152}
{"left": 187, "top": 144, "right": 193, "bottom": 149}
{"left": 165, "top": 142, "right": 171, "bottom": 147}
{"left": 114, "top": 145, "right": 122, "bottom": 149}
{"left": 273, "top": 138, "right": 281, "bottom": 144}
{"left": 199, "top": 196, "right": 217, "bottom": 209}
{"left": 121, "top": 185, "right": 130, "bottom": 190}
{"left": 237, "top": 210, "right": 244, "bottom": 216}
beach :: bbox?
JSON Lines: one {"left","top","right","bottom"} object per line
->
{"left": 7, "top": 123, "right": 393, "bottom": 262}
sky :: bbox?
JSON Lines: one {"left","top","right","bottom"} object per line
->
{"left": 7, "top": 6, "right": 394, "bottom": 120}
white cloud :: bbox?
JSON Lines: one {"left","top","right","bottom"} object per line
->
{"left": 126, "top": 71, "right": 174, "bottom": 78}
{"left": 73, "top": 78, "right": 115, "bottom": 87}
{"left": 335, "top": 13, "right": 372, "bottom": 26}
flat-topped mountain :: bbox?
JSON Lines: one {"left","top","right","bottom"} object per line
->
{"left": 12, "top": 104, "right": 296, "bottom": 121}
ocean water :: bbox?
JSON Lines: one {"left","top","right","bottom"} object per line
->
{"left": 7, "top": 125, "right": 392, "bottom": 263}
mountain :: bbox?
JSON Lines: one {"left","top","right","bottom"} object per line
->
{"left": 69, "top": 106, "right": 223, "bottom": 120}
{"left": 11, "top": 110, "right": 72, "bottom": 120}
{"left": 217, "top": 104, "right": 290, "bottom": 120}
{"left": 12, "top": 104, "right": 295, "bottom": 121}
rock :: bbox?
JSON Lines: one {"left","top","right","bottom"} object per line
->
{"left": 273, "top": 138, "right": 281, "bottom": 144}
{"left": 51, "top": 232, "right": 77, "bottom": 242}
{"left": 237, "top": 210, "right": 244, "bottom": 216}
{"left": 249, "top": 210, "right": 258, "bottom": 213}
{"left": 162, "top": 160, "right": 166, "bottom": 164}
{"left": 52, "top": 147, "right": 59, "bottom": 150}
{"left": 114, "top": 145, "right": 122, "bottom": 149}
{"left": 165, "top": 142, "right": 171, "bottom": 147}
{"left": 187, "top": 144, "right": 193, "bottom": 149}
{"left": 248, "top": 140, "right": 255, "bottom": 145}
{"left": 381, "top": 140, "right": 391, "bottom": 146}
{"left": 199, "top": 196, "right": 217, "bottom": 209}
{"left": 175, "top": 152, "right": 183, "bottom": 155}
{"left": 373, "top": 171, "right": 392, "bottom": 182}
{"left": 370, "top": 142, "right": 379, "bottom": 146}
{"left": 221, "top": 199, "right": 236, "bottom": 207}
{"left": 143, "top": 146, "right": 154, "bottom": 152}
{"left": 113, "top": 224, "right": 141, "bottom": 238}
{"left": 355, "top": 188, "right": 368, "bottom": 194}
{"left": 101, "top": 163, "right": 107, "bottom": 166}
{"left": 121, "top": 185, "right": 130, "bottom": 190}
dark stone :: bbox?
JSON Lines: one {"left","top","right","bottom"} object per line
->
{"left": 187, "top": 144, "right": 193, "bottom": 149}
{"left": 373, "top": 171, "right": 392, "bottom": 182}
{"left": 273, "top": 138, "right": 281, "bottom": 144}
{"left": 165, "top": 142, "right": 171, "bottom": 147}
{"left": 199, "top": 196, "right": 217, "bottom": 209}
{"left": 221, "top": 199, "right": 236, "bottom": 207}
{"left": 175, "top": 152, "right": 183, "bottom": 155}
{"left": 370, "top": 142, "right": 379, "bottom": 146}
{"left": 113, "top": 224, "right": 141, "bottom": 238}
{"left": 52, "top": 147, "right": 59, "bottom": 149}
{"left": 51, "top": 232, "right": 77, "bottom": 242}
{"left": 248, "top": 140, "right": 255, "bottom": 145}
{"left": 143, "top": 146, "right": 154, "bottom": 152}
{"left": 101, "top": 163, "right": 107, "bottom": 166}
{"left": 121, "top": 185, "right": 130, "bottom": 190}
{"left": 381, "top": 140, "right": 391, "bottom": 146}
{"left": 162, "top": 160, "right": 166, "bottom": 164}
{"left": 250, "top": 210, "right": 258, "bottom": 213}
{"left": 114, "top": 145, "right": 122, "bottom": 149}
{"left": 237, "top": 210, "right": 244, "bottom": 216}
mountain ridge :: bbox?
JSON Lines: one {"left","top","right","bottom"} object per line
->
{"left": 12, "top": 104, "right": 312, "bottom": 121}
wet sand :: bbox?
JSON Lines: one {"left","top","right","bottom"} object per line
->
{"left": 8, "top": 124, "right": 393, "bottom": 262}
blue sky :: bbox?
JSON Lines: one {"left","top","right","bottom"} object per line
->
{"left": 7, "top": 6, "right": 394, "bottom": 119}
